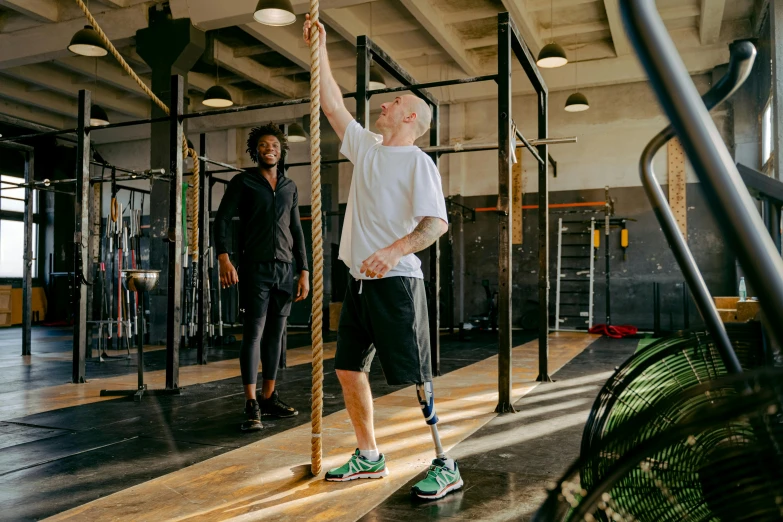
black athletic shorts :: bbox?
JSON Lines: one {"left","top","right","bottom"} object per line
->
{"left": 335, "top": 275, "right": 432, "bottom": 385}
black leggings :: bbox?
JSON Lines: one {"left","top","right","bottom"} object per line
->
{"left": 239, "top": 272, "right": 290, "bottom": 384}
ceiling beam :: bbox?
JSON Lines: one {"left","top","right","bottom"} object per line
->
{"left": 0, "top": 3, "right": 147, "bottom": 69}
{"left": 232, "top": 44, "right": 272, "bottom": 58}
{"left": 442, "top": 8, "right": 500, "bottom": 25}
{"left": 428, "top": 44, "right": 730, "bottom": 104}
{"left": 528, "top": 0, "right": 597, "bottom": 11}
{"left": 213, "top": 39, "right": 306, "bottom": 98}
{"left": 0, "top": 74, "right": 81, "bottom": 117}
{"left": 0, "top": 99, "right": 73, "bottom": 129}
{"left": 700, "top": 0, "right": 727, "bottom": 45}
{"left": 0, "top": 0, "right": 59, "bottom": 23}
{"left": 548, "top": 6, "right": 700, "bottom": 40}
{"left": 603, "top": 0, "right": 631, "bottom": 56}
{"left": 3, "top": 63, "right": 149, "bottom": 118}
{"left": 372, "top": 19, "right": 420, "bottom": 37}
{"left": 169, "top": 0, "right": 377, "bottom": 31}
{"left": 319, "top": 7, "right": 432, "bottom": 75}
{"left": 398, "top": 0, "right": 480, "bottom": 76}
{"left": 240, "top": 22, "right": 354, "bottom": 91}
{"left": 57, "top": 56, "right": 149, "bottom": 95}
{"left": 500, "top": 0, "right": 545, "bottom": 57}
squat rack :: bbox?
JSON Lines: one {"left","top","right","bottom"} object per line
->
{"left": 2, "top": 13, "right": 559, "bottom": 413}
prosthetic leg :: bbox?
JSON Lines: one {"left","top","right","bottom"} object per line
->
{"left": 416, "top": 382, "right": 446, "bottom": 459}
{"left": 413, "top": 382, "right": 463, "bottom": 500}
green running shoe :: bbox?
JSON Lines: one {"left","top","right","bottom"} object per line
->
{"left": 411, "top": 458, "right": 463, "bottom": 500}
{"left": 325, "top": 449, "right": 389, "bottom": 481}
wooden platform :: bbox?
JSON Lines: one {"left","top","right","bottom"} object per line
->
{"left": 46, "top": 332, "right": 597, "bottom": 522}
{"left": 0, "top": 341, "right": 337, "bottom": 422}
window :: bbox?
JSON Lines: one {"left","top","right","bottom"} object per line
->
{"left": 0, "top": 175, "right": 38, "bottom": 278}
{"left": 1, "top": 175, "right": 38, "bottom": 212}
{"left": 0, "top": 221, "right": 37, "bottom": 277}
{"left": 762, "top": 97, "right": 774, "bottom": 171}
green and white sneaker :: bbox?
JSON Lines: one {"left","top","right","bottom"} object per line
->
{"left": 411, "top": 458, "right": 463, "bottom": 500}
{"left": 325, "top": 449, "right": 389, "bottom": 481}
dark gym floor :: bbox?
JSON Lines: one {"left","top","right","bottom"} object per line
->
{"left": 361, "top": 336, "right": 637, "bottom": 521}
{"left": 0, "top": 326, "right": 563, "bottom": 521}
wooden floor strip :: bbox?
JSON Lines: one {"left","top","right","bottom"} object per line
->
{"left": 0, "top": 342, "right": 337, "bottom": 422}
{"left": 45, "top": 332, "right": 598, "bottom": 522}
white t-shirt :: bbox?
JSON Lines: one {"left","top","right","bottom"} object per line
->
{"left": 339, "top": 120, "right": 449, "bottom": 280}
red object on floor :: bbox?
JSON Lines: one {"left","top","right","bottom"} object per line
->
{"left": 589, "top": 324, "right": 638, "bottom": 338}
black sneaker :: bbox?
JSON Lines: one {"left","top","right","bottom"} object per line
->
{"left": 259, "top": 390, "right": 298, "bottom": 418}
{"left": 240, "top": 399, "right": 263, "bottom": 431}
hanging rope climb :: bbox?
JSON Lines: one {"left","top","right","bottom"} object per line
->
{"left": 72, "top": 0, "right": 200, "bottom": 262}
{"left": 308, "top": 0, "right": 325, "bottom": 477}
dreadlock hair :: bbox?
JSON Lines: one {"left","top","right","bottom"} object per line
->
{"left": 246, "top": 123, "right": 289, "bottom": 164}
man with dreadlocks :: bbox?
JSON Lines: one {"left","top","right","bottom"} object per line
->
{"left": 214, "top": 123, "right": 310, "bottom": 431}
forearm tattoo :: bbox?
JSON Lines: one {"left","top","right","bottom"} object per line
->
{"left": 401, "top": 217, "right": 445, "bottom": 255}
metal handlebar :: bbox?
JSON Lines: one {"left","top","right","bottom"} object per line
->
{"left": 640, "top": 40, "right": 756, "bottom": 375}
{"left": 622, "top": 0, "right": 783, "bottom": 350}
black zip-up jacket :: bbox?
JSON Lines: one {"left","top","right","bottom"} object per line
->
{"left": 214, "top": 170, "right": 308, "bottom": 272}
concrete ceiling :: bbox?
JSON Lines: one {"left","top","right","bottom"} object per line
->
{"left": 0, "top": 0, "right": 760, "bottom": 136}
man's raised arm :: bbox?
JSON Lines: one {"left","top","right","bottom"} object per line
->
{"left": 304, "top": 15, "right": 353, "bottom": 141}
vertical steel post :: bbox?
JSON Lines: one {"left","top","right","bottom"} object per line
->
{"left": 356, "top": 36, "right": 370, "bottom": 129}
{"left": 197, "top": 133, "right": 208, "bottom": 364}
{"left": 496, "top": 17, "right": 514, "bottom": 412}
{"left": 428, "top": 104, "right": 441, "bottom": 376}
{"left": 536, "top": 88, "right": 551, "bottom": 382}
{"left": 72, "top": 90, "right": 91, "bottom": 383}
{"left": 166, "top": 75, "right": 184, "bottom": 390}
{"left": 22, "top": 149, "right": 34, "bottom": 356}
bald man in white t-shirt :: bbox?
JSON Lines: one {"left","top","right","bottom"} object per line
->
{"left": 305, "top": 17, "right": 463, "bottom": 500}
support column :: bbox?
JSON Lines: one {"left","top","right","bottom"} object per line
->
{"left": 197, "top": 133, "right": 208, "bottom": 364}
{"left": 536, "top": 90, "right": 551, "bottom": 382}
{"left": 22, "top": 148, "right": 34, "bottom": 357}
{"left": 136, "top": 7, "right": 205, "bottom": 343}
{"left": 765, "top": 199, "right": 782, "bottom": 254}
{"left": 356, "top": 37, "right": 370, "bottom": 128}
{"left": 165, "top": 75, "right": 185, "bottom": 390}
{"left": 496, "top": 19, "right": 514, "bottom": 413}
{"left": 428, "top": 104, "right": 441, "bottom": 376}
{"left": 773, "top": 0, "right": 783, "bottom": 180}
{"left": 72, "top": 90, "right": 91, "bottom": 383}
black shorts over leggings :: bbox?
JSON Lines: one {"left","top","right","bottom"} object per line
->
{"left": 335, "top": 276, "right": 432, "bottom": 386}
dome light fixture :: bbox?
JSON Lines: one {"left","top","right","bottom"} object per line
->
{"left": 369, "top": 66, "right": 386, "bottom": 90}
{"left": 202, "top": 85, "right": 234, "bottom": 108}
{"left": 287, "top": 122, "right": 307, "bottom": 143}
{"left": 536, "top": 0, "right": 568, "bottom": 69}
{"left": 537, "top": 42, "right": 568, "bottom": 69}
{"left": 564, "top": 92, "right": 590, "bottom": 112}
{"left": 68, "top": 25, "right": 108, "bottom": 57}
{"left": 89, "top": 105, "right": 110, "bottom": 126}
{"left": 253, "top": 0, "right": 296, "bottom": 26}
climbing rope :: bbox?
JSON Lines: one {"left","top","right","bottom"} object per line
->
{"left": 309, "top": 2, "right": 324, "bottom": 476}
{"left": 73, "top": 0, "right": 199, "bottom": 260}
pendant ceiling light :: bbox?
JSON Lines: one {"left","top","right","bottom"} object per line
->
{"left": 68, "top": 25, "right": 108, "bottom": 57}
{"left": 536, "top": 0, "right": 568, "bottom": 68}
{"left": 203, "top": 85, "right": 234, "bottom": 108}
{"left": 369, "top": 66, "right": 386, "bottom": 90}
{"left": 89, "top": 58, "right": 109, "bottom": 126}
{"left": 287, "top": 122, "right": 308, "bottom": 143}
{"left": 203, "top": 32, "right": 234, "bottom": 108}
{"left": 565, "top": 92, "right": 590, "bottom": 112}
{"left": 253, "top": 0, "right": 296, "bottom": 26}
{"left": 90, "top": 105, "right": 110, "bottom": 126}
{"left": 564, "top": 41, "right": 589, "bottom": 112}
